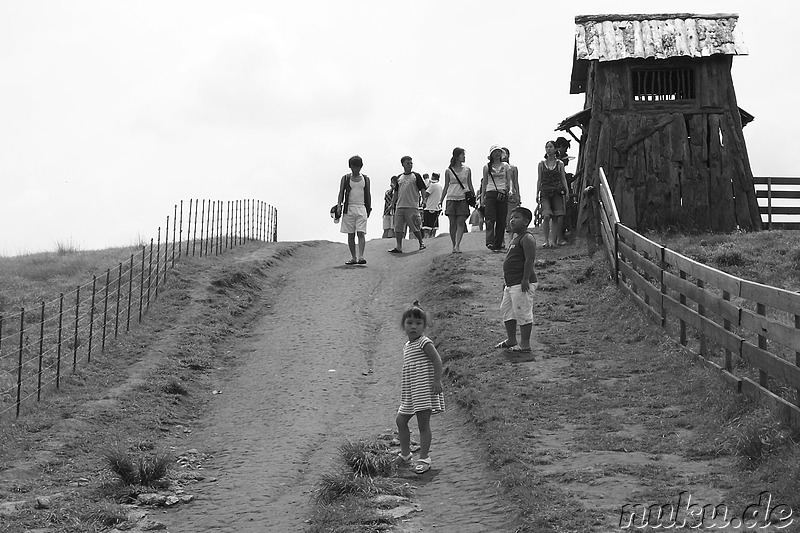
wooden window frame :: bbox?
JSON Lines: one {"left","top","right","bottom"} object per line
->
{"left": 631, "top": 66, "right": 696, "bottom": 104}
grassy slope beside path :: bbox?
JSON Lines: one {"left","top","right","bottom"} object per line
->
{"left": 410, "top": 232, "right": 800, "bottom": 532}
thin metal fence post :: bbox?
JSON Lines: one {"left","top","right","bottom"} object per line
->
{"left": 206, "top": 200, "right": 213, "bottom": 255}
{"left": 139, "top": 246, "right": 146, "bottom": 322}
{"left": 16, "top": 307, "right": 24, "bottom": 418}
{"left": 37, "top": 301, "right": 44, "bottom": 401}
{"left": 164, "top": 217, "right": 170, "bottom": 283}
{"left": 217, "top": 201, "right": 222, "bottom": 255}
{"left": 57, "top": 294, "right": 64, "bottom": 389}
{"left": 172, "top": 205, "right": 177, "bottom": 266}
{"left": 73, "top": 286, "right": 80, "bottom": 371}
{"left": 155, "top": 228, "right": 161, "bottom": 300}
{"left": 226, "top": 200, "right": 231, "bottom": 249}
{"left": 186, "top": 198, "right": 193, "bottom": 257}
{"left": 192, "top": 199, "right": 199, "bottom": 256}
{"left": 0, "top": 314, "right": 3, "bottom": 354}
{"left": 88, "top": 275, "right": 96, "bottom": 363}
{"left": 199, "top": 199, "right": 206, "bottom": 257}
{"left": 147, "top": 239, "right": 154, "bottom": 309}
{"left": 102, "top": 269, "right": 110, "bottom": 352}
{"left": 115, "top": 263, "right": 122, "bottom": 339}
{"left": 126, "top": 254, "right": 134, "bottom": 332}
{"left": 180, "top": 200, "right": 185, "bottom": 259}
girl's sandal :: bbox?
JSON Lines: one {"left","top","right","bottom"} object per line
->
{"left": 398, "top": 452, "right": 412, "bottom": 463}
{"left": 414, "top": 457, "right": 431, "bottom": 474}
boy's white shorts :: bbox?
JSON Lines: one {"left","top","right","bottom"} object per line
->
{"left": 340, "top": 205, "right": 368, "bottom": 234}
{"left": 500, "top": 283, "right": 537, "bottom": 325}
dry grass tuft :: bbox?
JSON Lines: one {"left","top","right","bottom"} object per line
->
{"left": 103, "top": 447, "right": 172, "bottom": 487}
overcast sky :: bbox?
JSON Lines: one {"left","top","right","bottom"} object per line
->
{"left": 1, "top": 1, "right": 795, "bottom": 256}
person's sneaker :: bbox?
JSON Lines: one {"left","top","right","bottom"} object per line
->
{"left": 388, "top": 248, "right": 402, "bottom": 254}
{"left": 419, "top": 243, "right": 427, "bottom": 250}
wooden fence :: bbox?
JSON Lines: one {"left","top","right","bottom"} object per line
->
{"left": 754, "top": 176, "right": 800, "bottom": 229}
{"left": 0, "top": 199, "right": 277, "bottom": 421}
{"left": 596, "top": 168, "right": 800, "bottom": 428}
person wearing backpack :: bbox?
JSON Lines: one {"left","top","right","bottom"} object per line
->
{"left": 336, "top": 155, "right": 372, "bottom": 265}
{"left": 388, "top": 156, "right": 427, "bottom": 254}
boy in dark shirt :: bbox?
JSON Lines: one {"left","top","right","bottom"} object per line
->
{"left": 494, "top": 207, "right": 538, "bottom": 353}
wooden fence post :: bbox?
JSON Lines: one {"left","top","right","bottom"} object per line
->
{"left": 767, "top": 176, "right": 772, "bottom": 230}
{"left": 723, "top": 290, "right": 733, "bottom": 370}
{"left": 757, "top": 303, "right": 768, "bottom": 387}
{"left": 679, "top": 270, "right": 687, "bottom": 346}
{"left": 697, "top": 279, "right": 706, "bottom": 356}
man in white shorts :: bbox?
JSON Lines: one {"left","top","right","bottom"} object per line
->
{"left": 336, "top": 155, "right": 372, "bottom": 265}
{"left": 494, "top": 207, "right": 538, "bottom": 353}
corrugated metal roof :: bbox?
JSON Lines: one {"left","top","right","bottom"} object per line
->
{"left": 574, "top": 13, "right": 748, "bottom": 62}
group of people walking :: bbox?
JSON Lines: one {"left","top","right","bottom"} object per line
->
{"left": 334, "top": 142, "right": 571, "bottom": 263}
{"left": 332, "top": 144, "right": 560, "bottom": 475}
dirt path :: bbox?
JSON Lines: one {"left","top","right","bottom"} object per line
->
{"left": 160, "top": 234, "right": 511, "bottom": 532}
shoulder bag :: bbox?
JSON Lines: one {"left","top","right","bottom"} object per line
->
{"left": 449, "top": 167, "right": 476, "bottom": 207}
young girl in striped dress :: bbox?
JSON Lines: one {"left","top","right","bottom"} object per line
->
{"left": 396, "top": 301, "right": 444, "bottom": 474}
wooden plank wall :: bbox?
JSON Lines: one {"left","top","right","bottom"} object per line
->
{"left": 600, "top": 167, "right": 800, "bottom": 429}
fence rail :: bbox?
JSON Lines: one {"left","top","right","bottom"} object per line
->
{"left": 754, "top": 176, "right": 800, "bottom": 229}
{"left": 596, "top": 168, "right": 800, "bottom": 428}
{"left": 0, "top": 199, "right": 277, "bottom": 421}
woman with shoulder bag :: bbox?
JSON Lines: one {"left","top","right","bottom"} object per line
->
{"left": 481, "top": 144, "right": 512, "bottom": 251}
{"left": 441, "top": 147, "right": 475, "bottom": 253}
{"left": 537, "top": 140, "right": 570, "bottom": 248}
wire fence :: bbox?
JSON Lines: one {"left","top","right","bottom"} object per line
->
{"left": 0, "top": 199, "right": 277, "bottom": 421}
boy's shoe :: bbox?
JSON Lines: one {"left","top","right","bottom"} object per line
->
{"left": 388, "top": 248, "right": 403, "bottom": 254}
{"left": 419, "top": 243, "right": 426, "bottom": 250}
{"left": 357, "top": 259, "right": 367, "bottom": 265}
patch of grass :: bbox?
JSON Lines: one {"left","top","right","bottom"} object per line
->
{"left": 311, "top": 437, "right": 412, "bottom": 530}
{"left": 339, "top": 439, "right": 396, "bottom": 478}
{"left": 102, "top": 447, "right": 172, "bottom": 487}
{"left": 163, "top": 376, "right": 189, "bottom": 395}
{"left": 55, "top": 238, "right": 82, "bottom": 255}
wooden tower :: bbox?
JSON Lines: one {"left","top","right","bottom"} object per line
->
{"left": 558, "top": 13, "right": 762, "bottom": 233}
